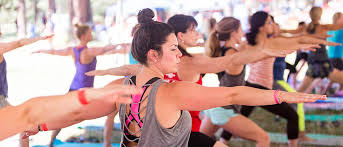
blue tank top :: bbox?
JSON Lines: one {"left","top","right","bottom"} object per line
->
{"left": 69, "top": 46, "right": 97, "bottom": 90}
{"left": 273, "top": 57, "right": 286, "bottom": 81}
{"left": 0, "top": 59, "right": 8, "bottom": 97}
{"left": 327, "top": 29, "right": 343, "bottom": 58}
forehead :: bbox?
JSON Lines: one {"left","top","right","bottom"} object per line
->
{"left": 165, "top": 34, "right": 178, "bottom": 45}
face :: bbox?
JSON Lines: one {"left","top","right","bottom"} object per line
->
{"left": 81, "top": 28, "right": 93, "bottom": 42}
{"left": 179, "top": 24, "right": 200, "bottom": 47}
{"left": 297, "top": 24, "right": 306, "bottom": 31}
{"left": 230, "top": 25, "right": 244, "bottom": 44}
{"left": 336, "top": 15, "right": 343, "bottom": 24}
{"left": 260, "top": 16, "right": 274, "bottom": 35}
{"left": 149, "top": 33, "right": 182, "bottom": 74}
{"left": 272, "top": 23, "right": 280, "bottom": 37}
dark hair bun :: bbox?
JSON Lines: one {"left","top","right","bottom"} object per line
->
{"left": 138, "top": 8, "right": 155, "bottom": 24}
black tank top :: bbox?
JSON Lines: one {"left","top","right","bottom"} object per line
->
{"left": 307, "top": 24, "right": 330, "bottom": 64}
{"left": 217, "top": 47, "right": 245, "bottom": 111}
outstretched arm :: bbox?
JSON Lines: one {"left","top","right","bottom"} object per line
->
{"left": 85, "top": 64, "right": 142, "bottom": 77}
{"left": 265, "top": 35, "right": 340, "bottom": 51}
{"left": 86, "top": 43, "right": 130, "bottom": 57}
{"left": 34, "top": 47, "right": 74, "bottom": 56}
{"left": 322, "top": 23, "right": 343, "bottom": 31}
{"left": 163, "top": 82, "right": 326, "bottom": 111}
{"left": 0, "top": 84, "right": 140, "bottom": 140}
{"left": 0, "top": 35, "right": 53, "bottom": 55}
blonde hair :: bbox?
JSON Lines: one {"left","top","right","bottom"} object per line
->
{"left": 333, "top": 12, "right": 343, "bottom": 24}
{"left": 74, "top": 24, "right": 90, "bottom": 39}
{"left": 206, "top": 17, "right": 240, "bottom": 57}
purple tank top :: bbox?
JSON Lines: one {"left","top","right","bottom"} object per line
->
{"left": 0, "top": 59, "right": 8, "bottom": 97}
{"left": 69, "top": 46, "right": 97, "bottom": 90}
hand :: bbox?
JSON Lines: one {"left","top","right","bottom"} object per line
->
{"left": 32, "top": 51, "right": 41, "bottom": 54}
{"left": 105, "top": 44, "right": 117, "bottom": 50}
{"left": 40, "top": 34, "right": 54, "bottom": 40}
{"left": 85, "top": 70, "right": 106, "bottom": 76}
{"left": 299, "top": 36, "right": 341, "bottom": 47}
{"left": 279, "top": 92, "right": 327, "bottom": 103}
{"left": 21, "top": 130, "right": 39, "bottom": 139}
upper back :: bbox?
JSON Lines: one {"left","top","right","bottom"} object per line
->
{"left": 119, "top": 76, "right": 191, "bottom": 147}
{"left": 247, "top": 57, "right": 275, "bottom": 89}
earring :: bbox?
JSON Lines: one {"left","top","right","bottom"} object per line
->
{"left": 181, "top": 40, "right": 185, "bottom": 43}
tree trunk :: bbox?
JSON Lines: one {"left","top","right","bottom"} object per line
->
{"left": 17, "top": 0, "right": 26, "bottom": 38}
{"left": 73, "top": 0, "right": 93, "bottom": 25}
{"left": 69, "top": 0, "right": 76, "bottom": 42}
{"left": 32, "top": 0, "right": 38, "bottom": 24}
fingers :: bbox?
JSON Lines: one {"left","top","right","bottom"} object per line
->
{"left": 282, "top": 92, "right": 327, "bottom": 103}
{"left": 85, "top": 71, "right": 95, "bottom": 76}
{"left": 42, "top": 34, "right": 54, "bottom": 40}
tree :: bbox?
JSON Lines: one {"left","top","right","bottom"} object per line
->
{"left": 72, "top": 0, "right": 93, "bottom": 25}
{"left": 17, "top": 0, "right": 26, "bottom": 38}
{"left": 48, "top": 0, "right": 56, "bottom": 19}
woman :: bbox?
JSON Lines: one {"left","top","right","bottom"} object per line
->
{"left": 34, "top": 24, "right": 125, "bottom": 146}
{"left": 1, "top": 84, "right": 140, "bottom": 140}
{"left": 327, "top": 12, "right": 343, "bottom": 71}
{"left": 297, "top": 7, "right": 343, "bottom": 94}
{"left": 200, "top": 17, "right": 270, "bottom": 146}
{"left": 238, "top": 11, "right": 308, "bottom": 147}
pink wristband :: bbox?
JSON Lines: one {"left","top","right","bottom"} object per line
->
{"left": 274, "top": 90, "right": 280, "bottom": 104}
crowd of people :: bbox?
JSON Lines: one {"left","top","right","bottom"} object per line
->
{"left": 1, "top": 5, "right": 343, "bottom": 147}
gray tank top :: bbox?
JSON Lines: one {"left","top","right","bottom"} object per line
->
{"left": 119, "top": 76, "right": 192, "bottom": 147}
{"left": 217, "top": 47, "right": 245, "bottom": 111}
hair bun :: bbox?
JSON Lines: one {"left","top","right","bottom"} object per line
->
{"left": 137, "top": 8, "right": 154, "bottom": 24}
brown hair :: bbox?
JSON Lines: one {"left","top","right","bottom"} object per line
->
{"left": 131, "top": 8, "right": 174, "bottom": 65}
{"left": 74, "top": 24, "right": 90, "bottom": 39}
{"left": 206, "top": 17, "right": 240, "bottom": 57}
{"left": 333, "top": 12, "right": 343, "bottom": 24}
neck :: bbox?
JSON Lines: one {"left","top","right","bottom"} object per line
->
{"left": 79, "top": 40, "right": 88, "bottom": 47}
{"left": 224, "top": 39, "right": 236, "bottom": 48}
{"left": 256, "top": 32, "right": 267, "bottom": 45}
{"left": 313, "top": 20, "right": 320, "bottom": 24}
{"left": 137, "top": 65, "right": 164, "bottom": 84}
{"left": 178, "top": 39, "right": 189, "bottom": 50}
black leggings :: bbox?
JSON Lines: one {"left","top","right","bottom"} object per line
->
{"left": 221, "top": 82, "right": 299, "bottom": 140}
{"left": 188, "top": 132, "right": 216, "bottom": 147}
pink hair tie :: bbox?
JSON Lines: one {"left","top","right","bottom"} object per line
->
{"left": 274, "top": 90, "right": 281, "bottom": 104}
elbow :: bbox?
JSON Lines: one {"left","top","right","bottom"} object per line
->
{"left": 227, "top": 86, "right": 245, "bottom": 105}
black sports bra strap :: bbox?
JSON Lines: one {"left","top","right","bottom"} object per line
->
{"left": 130, "top": 76, "right": 160, "bottom": 88}
{"left": 221, "top": 47, "right": 237, "bottom": 56}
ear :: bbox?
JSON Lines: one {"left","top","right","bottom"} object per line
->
{"left": 176, "top": 32, "right": 184, "bottom": 42}
{"left": 147, "top": 49, "right": 160, "bottom": 63}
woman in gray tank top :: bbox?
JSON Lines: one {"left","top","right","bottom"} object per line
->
{"left": 102, "top": 9, "right": 326, "bottom": 147}
{"left": 201, "top": 17, "right": 270, "bottom": 146}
